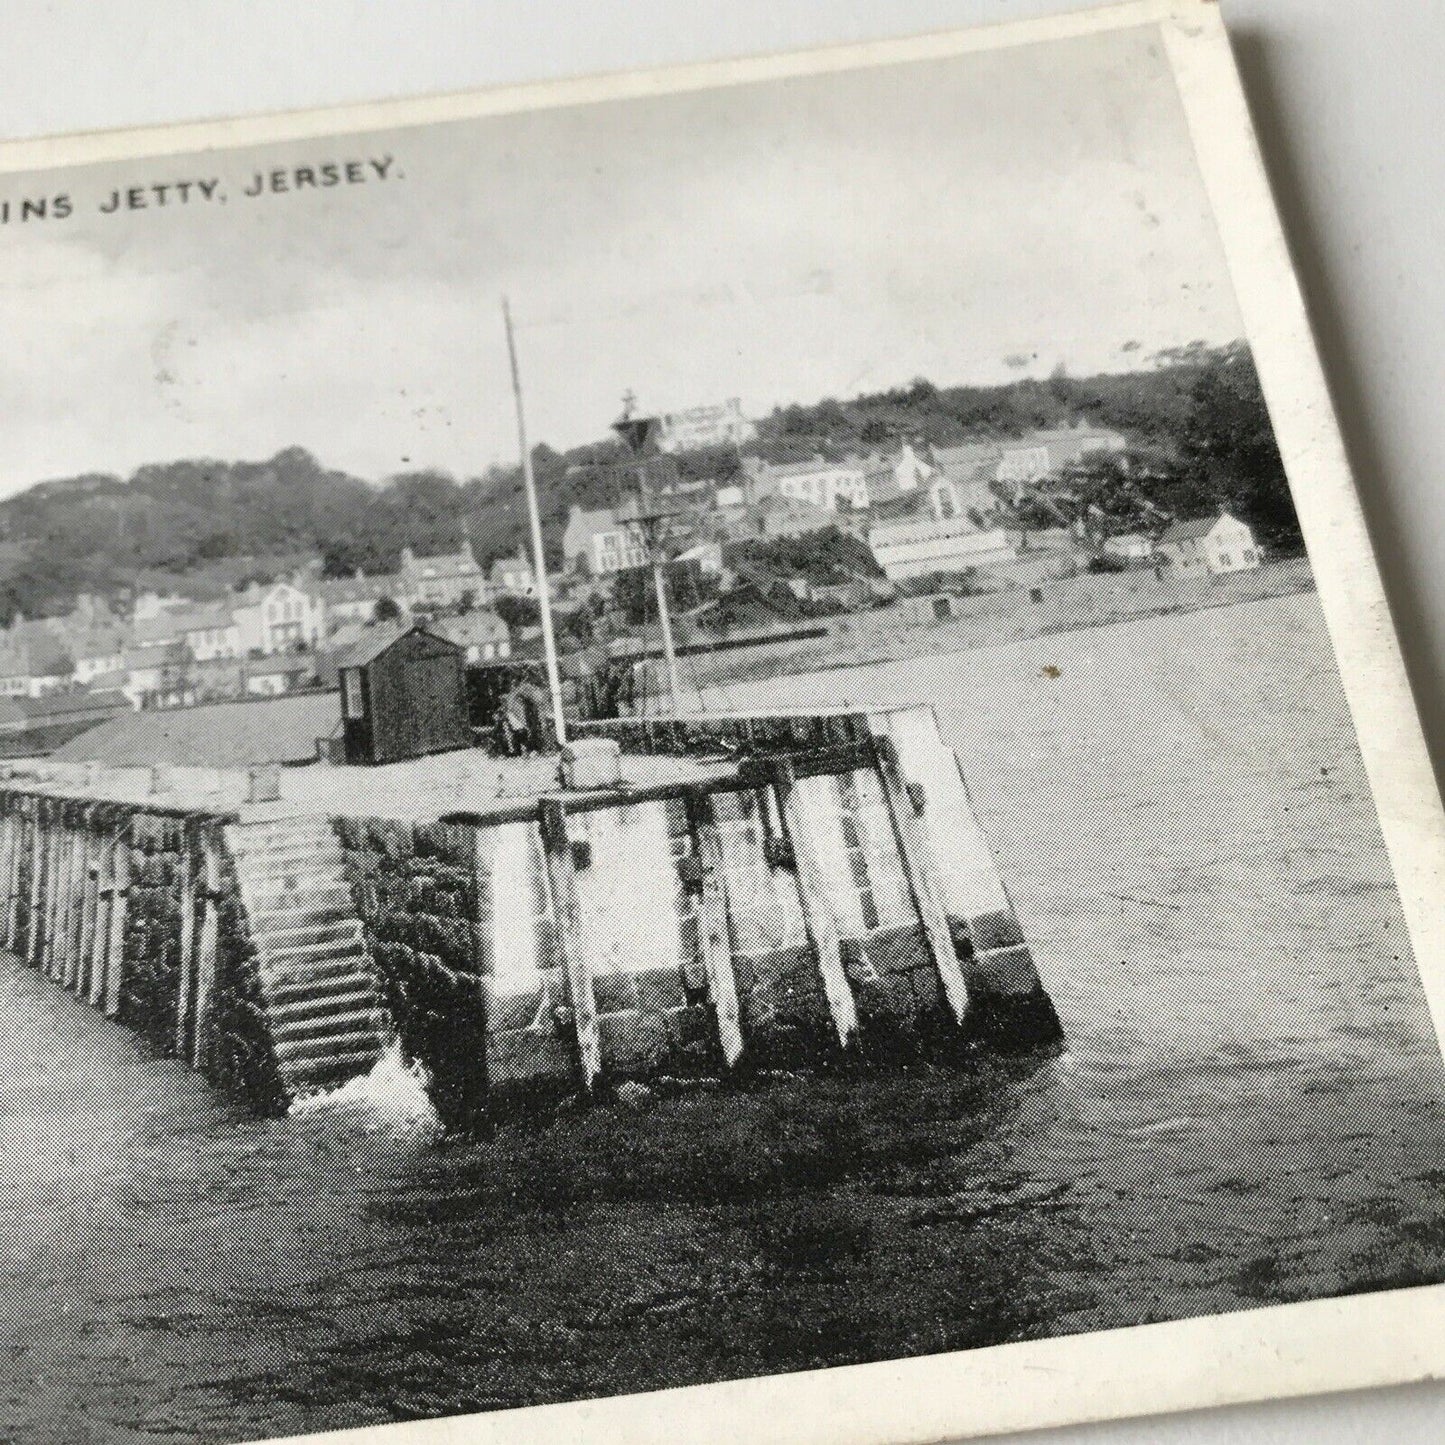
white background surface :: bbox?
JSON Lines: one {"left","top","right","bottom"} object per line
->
{"left": 1, "top": 1, "right": 1442, "bottom": 1442}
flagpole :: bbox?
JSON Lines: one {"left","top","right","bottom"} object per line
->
{"left": 502, "top": 297, "right": 567, "bottom": 747}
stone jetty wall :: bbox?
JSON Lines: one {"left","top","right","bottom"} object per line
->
{"left": 0, "top": 793, "right": 291, "bottom": 1114}
{"left": 0, "top": 705, "right": 1060, "bottom": 1133}
{"left": 340, "top": 705, "right": 1061, "bottom": 1133}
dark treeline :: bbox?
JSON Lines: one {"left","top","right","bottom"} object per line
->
{"left": 0, "top": 340, "right": 1295, "bottom": 624}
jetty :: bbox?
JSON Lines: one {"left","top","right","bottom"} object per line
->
{"left": 0, "top": 705, "right": 1059, "bottom": 1131}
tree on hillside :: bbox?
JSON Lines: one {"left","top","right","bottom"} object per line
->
{"left": 493, "top": 593, "right": 540, "bottom": 632}
{"left": 1178, "top": 341, "right": 1300, "bottom": 552}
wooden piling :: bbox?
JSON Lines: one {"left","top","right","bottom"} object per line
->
{"left": 191, "top": 827, "right": 221, "bottom": 1069}
{"left": 43, "top": 822, "right": 65, "bottom": 980}
{"left": 26, "top": 816, "right": 45, "bottom": 969}
{"left": 685, "top": 790, "right": 744, "bottom": 1068}
{"left": 538, "top": 798, "right": 602, "bottom": 1091}
{"left": 869, "top": 731, "right": 970, "bottom": 1026}
{"left": 771, "top": 759, "right": 858, "bottom": 1050}
{"left": 87, "top": 836, "right": 113, "bottom": 1009}
{"left": 175, "top": 825, "right": 197, "bottom": 1059}
{"left": 62, "top": 826, "right": 85, "bottom": 989}
{"left": 76, "top": 827, "right": 99, "bottom": 1001}
{"left": 104, "top": 835, "right": 130, "bottom": 1018}
{"left": 0, "top": 814, "right": 17, "bottom": 951}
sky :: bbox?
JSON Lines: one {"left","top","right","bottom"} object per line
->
{"left": 0, "top": 23, "right": 1244, "bottom": 495}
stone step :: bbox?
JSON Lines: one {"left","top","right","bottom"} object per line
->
{"left": 280, "top": 1048, "right": 387, "bottom": 1091}
{"left": 272, "top": 1007, "right": 389, "bottom": 1044}
{"left": 268, "top": 986, "right": 380, "bottom": 1022}
{"left": 256, "top": 934, "right": 367, "bottom": 967}
{"left": 249, "top": 914, "right": 363, "bottom": 946}
{"left": 268, "top": 969, "right": 379, "bottom": 1007}
{"left": 233, "top": 817, "right": 339, "bottom": 841}
{"left": 274, "top": 1028, "right": 389, "bottom": 1064}
{"left": 264, "top": 962, "right": 375, "bottom": 998}
{"left": 250, "top": 888, "right": 355, "bottom": 918}
{"left": 236, "top": 846, "right": 347, "bottom": 876}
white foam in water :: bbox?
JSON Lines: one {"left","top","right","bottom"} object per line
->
{"left": 288, "top": 1038, "right": 440, "bottom": 1135}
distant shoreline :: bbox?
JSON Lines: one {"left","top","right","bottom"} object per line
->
{"left": 663, "top": 558, "right": 1316, "bottom": 699}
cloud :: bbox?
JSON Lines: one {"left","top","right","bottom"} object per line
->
{"left": 0, "top": 24, "right": 1243, "bottom": 491}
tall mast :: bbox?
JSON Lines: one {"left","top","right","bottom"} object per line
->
{"left": 502, "top": 297, "right": 567, "bottom": 746}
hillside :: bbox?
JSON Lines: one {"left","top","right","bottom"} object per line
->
{"left": 0, "top": 340, "right": 1294, "bottom": 623}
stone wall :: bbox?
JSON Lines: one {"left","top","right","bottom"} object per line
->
{"left": 0, "top": 792, "right": 289, "bottom": 1116}
{"left": 334, "top": 816, "right": 491, "bottom": 1133}
{"left": 336, "top": 706, "right": 1062, "bottom": 1134}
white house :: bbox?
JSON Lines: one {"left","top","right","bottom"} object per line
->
{"left": 489, "top": 552, "right": 536, "bottom": 597}
{"left": 1155, "top": 512, "right": 1262, "bottom": 576}
{"left": 233, "top": 579, "right": 325, "bottom": 655}
{"left": 864, "top": 442, "right": 936, "bottom": 506}
{"left": 562, "top": 505, "right": 649, "bottom": 575}
{"left": 747, "top": 455, "right": 870, "bottom": 512}
{"left": 399, "top": 538, "right": 489, "bottom": 609}
{"left": 172, "top": 602, "right": 244, "bottom": 661}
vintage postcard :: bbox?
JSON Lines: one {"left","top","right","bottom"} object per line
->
{"left": 0, "top": 2, "right": 1442, "bottom": 1442}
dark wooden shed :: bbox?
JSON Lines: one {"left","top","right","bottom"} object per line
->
{"left": 334, "top": 624, "right": 469, "bottom": 765}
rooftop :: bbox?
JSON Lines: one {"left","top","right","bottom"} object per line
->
{"left": 1158, "top": 514, "right": 1231, "bottom": 544}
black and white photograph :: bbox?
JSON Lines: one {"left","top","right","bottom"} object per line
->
{"left": 1, "top": 3, "right": 1443, "bottom": 1442}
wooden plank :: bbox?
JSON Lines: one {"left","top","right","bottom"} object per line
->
{"left": 869, "top": 730, "right": 971, "bottom": 1026}
{"left": 174, "top": 826, "right": 197, "bottom": 1059}
{"left": 685, "top": 790, "right": 744, "bottom": 1069}
{"left": 538, "top": 799, "right": 601, "bottom": 1091}
{"left": 104, "top": 838, "right": 130, "bottom": 1018}
{"left": 770, "top": 760, "right": 858, "bottom": 1050}
{"left": 191, "top": 828, "right": 222, "bottom": 1070}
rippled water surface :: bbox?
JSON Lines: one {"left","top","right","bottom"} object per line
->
{"left": 4, "top": 592, "right": 1444, "bottom": 1443}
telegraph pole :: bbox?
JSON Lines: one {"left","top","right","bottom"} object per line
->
{"left": 502, "top": 297, "right": 567, "bottom": 746}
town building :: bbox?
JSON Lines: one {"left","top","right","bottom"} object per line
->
{"left": 425, "top": 610, "right": 511, "bottom": 664}
{"left": 243, "top": 652, "right": 319, "bottom": 697}
{"left": 399, "top": 538, "right": 489, "bottom": 609}
{"left": 1101, "top": 533, "right": 1155, "bottom": 564}
{"left": 863, "top": 442, "right": 936, "bottom": 507}
{"left": 745, "top": 455, "right": 870, "bottom": 512}
{"left": 122, "top": 641, "right": 197, "bottom": 710}
{"left": 750, "top": 496, "right": 851, "bottom": 540}
{"left": 171, "top": 602, "right": 244, "bottom": 661}
{"left": 232, "top": 579, "right": 325, "bottom": 655}
{"left": 992, "top": 424, "right": 1128, "bottom": 494}
{"left": 488, "top": 552, "right": 536, "bottom": 597}
{"left": 318, "top": 572, "right": 405, "bottom": 629}
{"left": 562, "top": 505, "right": 649, "bottom": 575}
{"left": 651, "top": 398, "right": 755, "bottom": 454}
{"left": 867, "top": 517, "right": 1015, "bottom": 583}
{"left": 929, "top": 441, "right": 1008, "bottom": 518}
{"left": 0, "top": 629, "right": 75, "bottom": 699}
{"left": 866, "top": 487, "right": 1015, "bottom": 582}
{"left": 1156, "top": 512, "right": 1262, "bottom": 576}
